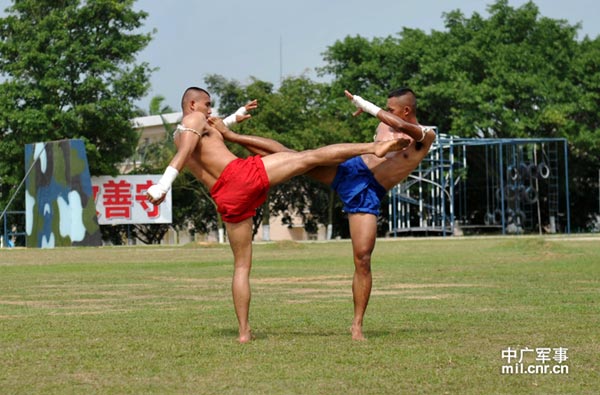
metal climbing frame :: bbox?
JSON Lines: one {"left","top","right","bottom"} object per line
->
{"left": 389, "top": 133, "right": 571, "bottom": 237}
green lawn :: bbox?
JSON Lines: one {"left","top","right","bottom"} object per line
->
{"left": 1, "top": 236, "right": 599, "bottom": 394}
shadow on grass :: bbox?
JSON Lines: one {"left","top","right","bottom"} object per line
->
{"left": 362, "top": 328, "right": 444, "bottom": 338}
{"left": 211, "top": 326, "right": 444, "bottom": 340}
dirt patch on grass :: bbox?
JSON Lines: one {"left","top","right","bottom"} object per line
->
{"left": 257, "top": 279, "right": 474, "bottom": 301}
{"left": 405, "top": 294, "right": 451, "bottom": 300}
{"left": 0, "top": 299, "right": 58, "bottom": 308}
{"left": 385, "top": 283, "right": 479, "bottom": 289}
{"left": 253, "top": 275, "right": 351, "bottom": 286}
{"left": 286, "top": 287, "right": 349, "bottom": 295}
{"left": 148, "top": 276, "right": 231, "bottom": 285}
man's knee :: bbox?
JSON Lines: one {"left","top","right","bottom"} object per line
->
{"left": 354, "top": 251, "right": 372, "bottom": 274}
{"left": 299, "top": 149, "right": 321, "bottom": 166}
{"left": 233, "top": 258, "right": 252, "bottom": 272}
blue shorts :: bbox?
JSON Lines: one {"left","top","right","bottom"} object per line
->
{"left": 331, "top": 156, "right": 387, "bottom": 215}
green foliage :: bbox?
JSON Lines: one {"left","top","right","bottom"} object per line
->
{"left": 148, "top": 95, "right": 175, "bottom": 116}
{"left": 173, "top": 171, "right": 219, "bottom": 236}
{"left": 0, "top": 0, "right": 153, "bottom": 210}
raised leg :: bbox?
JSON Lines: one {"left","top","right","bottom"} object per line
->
{"left": 215, "top": 125, "right": 399, "bottom": 186}
{"left": 262, "top": 138, "right": 409, "bottom": 186}
{"left": 222, "top": 128, "right": 295, "bottom": 156}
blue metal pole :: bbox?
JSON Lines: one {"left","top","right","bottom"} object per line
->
{"left": 563, "top": 139, "right": 571, "bottom": 234}
{"left": 441, "top": 140, "right": 447, "bottom": 236}
{"left": 449, "top": 138, "right": 455, "bottom": 236}
{"left": 499, "top": 143, "right": 506, "bottom": 235}
{"left": 2, "top": 211, "right": 6, "bottom": 247}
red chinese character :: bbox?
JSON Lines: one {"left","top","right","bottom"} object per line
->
{"left": 136, "top": 180, "right": 159, "bottom": 218}
{"left": 103, "top": 180, "right": 132, "bottom": 219}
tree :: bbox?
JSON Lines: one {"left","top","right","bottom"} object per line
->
{"left": 320, "top": 0, "right": 600, "bottom": 230}
{"left": 0, "top": 0, "right": 153, "bottom": 212}
{"left": 148, "top": 95, "right": 175, "bottom": 116}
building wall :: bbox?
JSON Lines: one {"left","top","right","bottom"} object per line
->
{"left": 255, "top": 215, "right": 327, "bottom": 242}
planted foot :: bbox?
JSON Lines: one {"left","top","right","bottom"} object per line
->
{"left": 351, "top": 325, "right": 367, "bottom": 341}
{"left": 238, "top": 329, "right": 254, "bottom": 344}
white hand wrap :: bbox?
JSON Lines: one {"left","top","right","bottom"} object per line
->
{"left": 351, "top": 95, "right": 381, "bottom": 117}
{"left": 418, "top": 126, "right": 433, "bottom": 142}
{"left": 148, "top": 166, "right": 178, "bottom": 199}
{"left": 223, "top": 106, "right": 248, "bottom": 127}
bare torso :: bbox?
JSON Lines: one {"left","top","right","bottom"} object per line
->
{"left": 362, "top": 122, "right": 435, "bottom": 190}
{"left": 175, "top": 112, "right": 238, "bottom": 190}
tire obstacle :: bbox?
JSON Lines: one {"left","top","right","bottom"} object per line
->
{"left": 389, "top": 133, "right": 570, "bottom": 236}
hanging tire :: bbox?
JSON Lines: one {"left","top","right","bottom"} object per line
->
{"left": 494, "top": 209, "right": 503, "bottom": 224}
{"left": 524, "top": 186, "right": 538, "bottom": 204}
{"left": 484, "top": 212, "right": 495, "bottom": 225}
{"left": 508, "top": 165, "right": 519, "bottom": 181}
{"left": 538, "top": 162, "right": 550, "bottom": 179}
{"left": 519, "top": 163, "right": 529, "bottom": 180}
{"left": 517, "top": 184, "right": 526, "bottom": 201}
{"left": 505, "top": 185, "right": 517, "bottom": 201}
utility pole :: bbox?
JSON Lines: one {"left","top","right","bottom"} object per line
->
{"left": 279, "top": 35, "right": 283, "bottom": 85}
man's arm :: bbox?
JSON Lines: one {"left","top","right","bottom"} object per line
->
{"left": 213, "top": 99, "right": 287, "bottom": 156}
{"left": 222, "top": 99, "right": 258, "bottom": 127}
{"left": 344, "top": 90, "right": 432, "bottom": 143}
{"left": 209, "top": 117, "right": 293, "bottom": 156}
{"left": 147, "top": 113, "right": 206, "bottom": 205}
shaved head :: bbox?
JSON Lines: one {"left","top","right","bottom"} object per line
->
{"left": 388, "top": 87, "right": 416, "bottom": 111}
{"left": 386, "top": 87, "right": 417, "bottom": 119}
{"left": 181, "top": 87, "right": 210, "bottom": 110}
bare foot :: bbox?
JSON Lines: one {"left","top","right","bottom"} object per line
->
{"left": 374, "top": 138, "right": 410, "bottom": 157}
{"left": 208, "top": 117, "right": 231, "bottom": 136}
{"left": 238, "top": 329, "right": 254, "bottom": 344}
{"left": 351, "top": 325, "right": 367, "bottom": 341}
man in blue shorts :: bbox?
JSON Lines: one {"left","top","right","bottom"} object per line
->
{"left": 213, "top": 87, "right": 435, "bottom": 340}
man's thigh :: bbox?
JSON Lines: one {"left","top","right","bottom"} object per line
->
{"left": 348, "top": 213, "right": 378, "bottom": 255}
{"left": 261, "top": 151, "right": 310, "bottom": 186}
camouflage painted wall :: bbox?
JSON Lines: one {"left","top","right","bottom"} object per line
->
{"left": 25, "top": 139, "right": 102, "bottom": 248}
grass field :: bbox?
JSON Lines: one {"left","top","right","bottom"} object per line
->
{"left": 1, "top": 236, "right": 599, "bottom": 394}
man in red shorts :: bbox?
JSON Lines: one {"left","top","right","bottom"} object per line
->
{"left": 146, "top": 87, "right": 416, "bottom": 343}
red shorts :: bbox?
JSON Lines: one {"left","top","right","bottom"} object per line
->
{"left": 209, "top": 155, "right": 270, "bottom": 223}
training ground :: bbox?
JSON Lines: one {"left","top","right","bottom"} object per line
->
{"left": 1, "top": 235, "right": 598, "bottom": 394}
